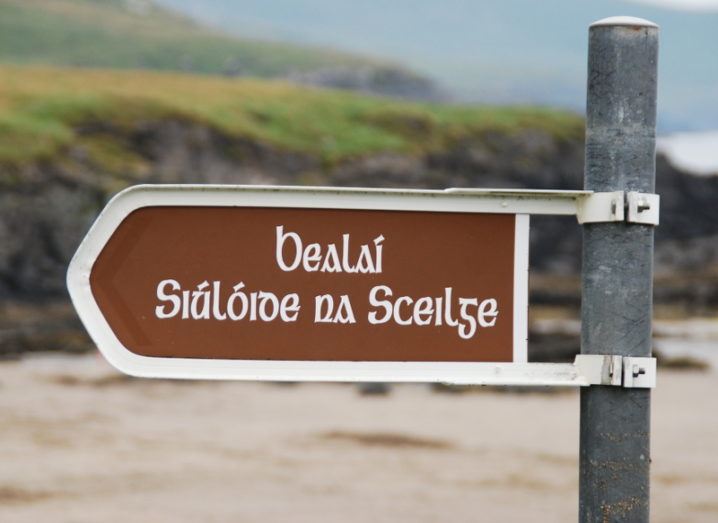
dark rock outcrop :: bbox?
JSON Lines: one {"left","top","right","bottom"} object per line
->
{"left": 2, "top": 118, "right": 717, "bottom": 357}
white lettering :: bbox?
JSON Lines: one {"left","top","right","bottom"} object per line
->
{"left": 274, "top": 227, "right": 385, "bottom": 274}
{"left": 334, "top": 295, "right": 356, "bottom": 324}
{"left": 190, "top": 281, "right": 211, "bottom": 319}
{"left": 458, "top": 298, "right": 478, "bottom": 339}
{"left": 303, "top": 243, "right": 321, "bottom": 272}
{"left": 258, "top": 291, "right": 279, "bottom": 321}
{"left": 155, "top": 279, "right": 181, "bottom": 319}
{"left": 393, "top": 296, "right": 413, "bottom": 326}
{"left": 413, "top": 297, "right": 433, "bottom": 326}
{"left": 314, "top": 295, "right": 335, "bottom": 323}
{"left": 227, "top": 282, "right": 248, "bottom": 320}
{"left": 275, "top": 226, "right": 302, "bottom": 272}
{"left": 366, "top": 285, "right": 500, "bottom": 339}
{"left": 478, "top": 298, "right": 499, "bottom": 327}
{"left": 156, "top": 280, "right": 302, "bottom": 324}
{"left": 368, "top": 285, "right": 393, "bottom": 324}
{"left": 280, "top": 294, "right": 301, "bottom": 322}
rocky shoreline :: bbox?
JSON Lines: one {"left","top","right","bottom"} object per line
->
{"left": 2, "top": 118, "right": 717, "bottom": 358}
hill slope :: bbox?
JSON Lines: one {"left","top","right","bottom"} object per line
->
{"left": 0, "top": 65, "right": 580, "bottom": 167}
{"left": 0, "top": 0, "right": 437, "bottom": 99}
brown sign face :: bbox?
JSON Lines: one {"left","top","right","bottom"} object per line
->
{"left": 89, "top": 205, "right": 521, "bottom": 363}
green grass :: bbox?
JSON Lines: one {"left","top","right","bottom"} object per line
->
{"left": 0, "top": 65, "right": 584, "bottom": 166}
{"left": 0, "top": 0, "right": 381, "bottom": 76}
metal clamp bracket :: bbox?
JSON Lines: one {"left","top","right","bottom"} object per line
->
{"left": 576, "top": 191, "right": 624, "bottom": 224}
{"left": 577, "top": 191, "right": 660, "bottom": 225}
{"left": 622, "top": 357, "right": 657, "bottom": 388}
{"left": 574, "top": 354, "right": 657, "bottom": 388}
{"left": 626, "top": 191, "right": 660, "bottom": 225}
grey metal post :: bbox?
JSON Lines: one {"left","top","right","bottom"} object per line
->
{"left": 580, "top": 17, "right": 658, "bottom": 522}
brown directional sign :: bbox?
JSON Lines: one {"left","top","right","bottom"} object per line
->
{"left": 67, "top": 186, "right": 529, "bottom": 381}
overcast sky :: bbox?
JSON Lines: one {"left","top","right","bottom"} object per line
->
{"left": 630, "top": 0, "right": 718, "bottom": 9}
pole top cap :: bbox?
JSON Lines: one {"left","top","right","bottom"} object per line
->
{"left": 590, "top": 16, "right": 658, "bottom": 29}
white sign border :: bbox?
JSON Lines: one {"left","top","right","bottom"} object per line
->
{"left": 67, "top": 184, "right": 533, "bottom": 384}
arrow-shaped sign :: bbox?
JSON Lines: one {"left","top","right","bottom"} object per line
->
{"left": 68, "top": 185, "right": 528, "bottom": 381}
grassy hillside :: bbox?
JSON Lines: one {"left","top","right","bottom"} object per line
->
{"left": 0, "top": 66, "right": 583, "bottom": 167}
{"left": 0, "top": 0, "right": 387, "bottom": 77}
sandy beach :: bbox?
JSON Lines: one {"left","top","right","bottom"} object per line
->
{"left": 0, "top": 353, "right": 716, "bottom": 522}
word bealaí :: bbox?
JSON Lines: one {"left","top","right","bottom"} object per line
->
{"left": 275, "top": 226, "right": 384, "bottom": 274}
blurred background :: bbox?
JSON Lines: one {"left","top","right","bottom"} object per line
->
{"left": 1, "top": 0, "right": 717, "bottom": 521}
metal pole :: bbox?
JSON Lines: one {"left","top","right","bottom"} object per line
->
{"left": 580, "top": 17, "right": 658, "bottom": 522}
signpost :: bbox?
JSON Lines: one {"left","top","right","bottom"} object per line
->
{"left": 67, "top": 185, "right": 654, "bottom": 386}
{"left": 67, "top": 16, "right": 659, "bottom": 523}
{"left": 579, "top": 17, "right": 659, "bottom": 522}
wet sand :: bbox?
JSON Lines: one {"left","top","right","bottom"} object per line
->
{"left": 0, "top": 354, "right": 716, "bottom": 522}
